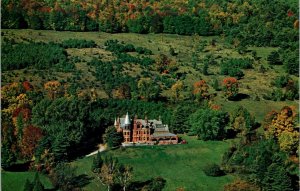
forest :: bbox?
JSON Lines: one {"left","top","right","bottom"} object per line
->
{"left": 1, "top": 0, "right": 299, "bottom": 191}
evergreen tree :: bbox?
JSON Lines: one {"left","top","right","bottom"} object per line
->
{"left": 267, "top": 51, "right": 282, "bottom": 65}
{"left": 92, "top": 151, "right": 103, "bottom": 173}
{"left": 212, "top": 78, "right": 220, "bottom": 91}
{"left": 51, "top": 163, "right": 78, "bottom": 191}
{"left": 103, "top": 126, "right": 123, "bottom": 148}
{"left": 171, "top": 105, "right": 192, "bottom": 134}
{"left": 23, "top": 179, "right": 33, "bottom": 191}
{"left": 32, "top": 173, "right": 44, "bottom": 191}
{"left": 203, "top": 62, "right": 209, "bottom": 75}
{"left": 262, "top": 163, "right": 293, "bottom": 191}
{"left": 16, "top": 114, "right": 24, "bottom": 141}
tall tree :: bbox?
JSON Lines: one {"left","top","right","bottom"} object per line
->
{"left": 92, "top": 151, "right": 103, "bottom": 173}
{"left": 21, "top": 125, "right": 44, "bottom": 160}
{"left": 99, "top": 156, "right": 119, "bottom": 191}
{"left": 193, "top": 80, "right": 209, "bottom": 102}
{"left": 171, "top": 81, "right": 184, "bottom": 102}
{"left": 51, "top": 163, "right": 78, "bottom": 191}
{"left": 262, "top": 163, "right": 293, "bottom": 191}
{"left": 103, "top": 126, "right": 123, "bottom": 148}
{"left": 189, "top": 108, "right": 229, "bottom": 140}
{"left": 222, "top": 77, "right": 239, "bottom": 99}
{"left": 137, "top": 78, "right": 160, "bottom": 101}
{"left": 116, "top": 164, "right": 133, "bottom": 191}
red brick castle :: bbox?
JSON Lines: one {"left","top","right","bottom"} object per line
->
{"left": 114, "top": 113, "right": 178, "bottom": 145}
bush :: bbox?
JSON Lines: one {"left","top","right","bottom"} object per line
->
{"left": 220, "top": 58, "right": 252, "bottom": 79}
{"left": 203, "top": 163, "right": 224, "bottom": 177}
{"left": 136, "top": 47, "right": 152, "bottom": 55}
{"left": 61, "top": 39, "right": 96, "bottom": 48}
{"left": 272, "top": 75, "right": 290, "bottom": 88}
{"left": 267, "top": 51, "right": 282, "bottom": 65}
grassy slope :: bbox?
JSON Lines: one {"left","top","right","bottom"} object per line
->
{"left": 2, "top": 29, "right": 298, "bottom": 124}
{"left": 73, "top": 135, "right": 234, "bottom": 191}
{"left": 1, "top": 29, "right": 298, "bottom": 190}
{"left": 1, "top": 171, "right": 54, "bottom": 191}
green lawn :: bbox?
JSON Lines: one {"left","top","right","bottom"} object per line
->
{"left": 1, "top": 171, "right": 54, "bottom": 191}
{"left": 73, "top": 135, "right": 234, "bottom": 191}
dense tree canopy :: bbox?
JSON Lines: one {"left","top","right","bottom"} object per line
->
{"left": 189, "top": 108, "right": 229, "bottom": 140}
{"left": 2, "top": 0, "right": 298, "bottom": 48}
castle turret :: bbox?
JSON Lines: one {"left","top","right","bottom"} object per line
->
{"left": 124, "top": 112, "right": 130, "bottom": 129}
{"left": 133, "top": 115, "right": 138, "bottom": 130}
{"left": 114, "top": 118, "right": 117, "bottom": 126}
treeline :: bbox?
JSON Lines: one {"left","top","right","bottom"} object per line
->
{"left": 2, "top": 41, "right": 68, "bottom": 71}
{"left": 2, "top": 38, "right": 101, "bottom": 71}
{"left": 2, "top": 0, "right": 298, "bottom": 46}
{"left": 61, "top": 38, "right": 96, "bottom": 48}
{"left": 105, "top": 39, "right": 152, "bottom": 55}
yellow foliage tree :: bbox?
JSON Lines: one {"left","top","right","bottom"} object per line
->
{"left": 44, "top": 81, "right": 64, "bottom": 99}
{"left": 264, "top": 106, "right": 298, "bottom": 154}
{"left": 171, "top": 80, "right": 184, "bottom": 102}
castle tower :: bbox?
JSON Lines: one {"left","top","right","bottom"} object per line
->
{"left": 133, "top": 115, "right": 138, "bottom": 130}
{"left": 123, "top": 112, "right": 131, "bottom": 143}
{"left": 114, "top": 118, "right": 117, "bottom": 126}
{"left": 115, "top": 117, "right": 122, "bottom": 132}
{"left": 124, "top": 112, "right": 130, "bottom": 129}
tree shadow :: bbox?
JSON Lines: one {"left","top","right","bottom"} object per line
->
{"left": 5, "top": 161, "right": 31, "bottom": 172}
{"left": 127, "top": 180, "right": 152, "bottom": 191}
{"left": 127, "top": 177, "right": 166, "bottom": 191}
{"left": 228, "top": 93, "right": 250, "bottom": 101}
{"left": 73, "top": 174, "right": 94, "bottom": 188}
{"left": 226, "top": 129, "right": 238, "bottom": 139}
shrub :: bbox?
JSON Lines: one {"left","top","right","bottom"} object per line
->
{"left": 61, "top": 39, "right": 96, "bottom": 48}
{"left": 224, "top": 179, "right": 261, "bottom": 191}
{"left": 272, "top": 75, "right": 290, "bottom": 88}
{"left": 267, "top": 51, "right": 282, "bottom": 65}
{"left": 203, "top": 163, "right": 224, "bottom": 177}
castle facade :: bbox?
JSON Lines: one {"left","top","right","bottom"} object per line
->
{"left": 114, "top": 113, "right": 178, "bottom": 145}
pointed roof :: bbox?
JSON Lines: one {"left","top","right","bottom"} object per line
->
{"left": 114, "top": 118, "right": 117, "bottom": 126}
{"left": 124, "top": 112, "right": 130, "bottom": 125}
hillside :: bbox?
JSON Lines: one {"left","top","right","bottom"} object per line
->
{"left": 1, "top": 1, "right": 299, "bottom": 190}
{"left": 2, "top": 29, "right": 298, "bottom": 122}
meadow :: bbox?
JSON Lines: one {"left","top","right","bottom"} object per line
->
{"left": 2, "top": 29, "right": 298, "bottom": 122}
{"left": 73, "top": 135, "right": 234, "bottom": 191}
{"left": 2, "top": 171, "right": 54, "bottom": 191}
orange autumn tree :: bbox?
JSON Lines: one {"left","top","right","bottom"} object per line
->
{"left": 224, "top": 179, "right": 261, "bottom": 191}
{"left": 44, "top": 81, "right": 64, "bottom": 99}
{"left": 21, "top": 125, "right": 43, "bottom": 160}
{"left": 264, "top": 106, "right": 299, "bottom": 154}
{"left": 22, "top": 81, "right": 33, "bottom": 91}
{"left": 223, "top": 77, "right": 239, "bottom": 98}
{"left": 193, "top": 80, "right": 209, "bottom": 102}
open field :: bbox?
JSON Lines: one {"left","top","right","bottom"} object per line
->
{"left": 2, "top": 136, "right": 233, "bottom": 191}
{"left": 2, "top": 171, "right": 54, "bottom": 191}
{"left": 72, "top": 135, "right": 234, "bottom": 191}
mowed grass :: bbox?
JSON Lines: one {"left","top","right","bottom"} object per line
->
{"left": 2, "top": 171, "right": 54, "bottom": 191}
{"left": 73, "top": 135, "right": 234, "bottom": 191}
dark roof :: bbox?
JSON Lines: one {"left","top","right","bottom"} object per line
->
{"left": 152, "top": 132, "right": 177, "bottom": 137}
